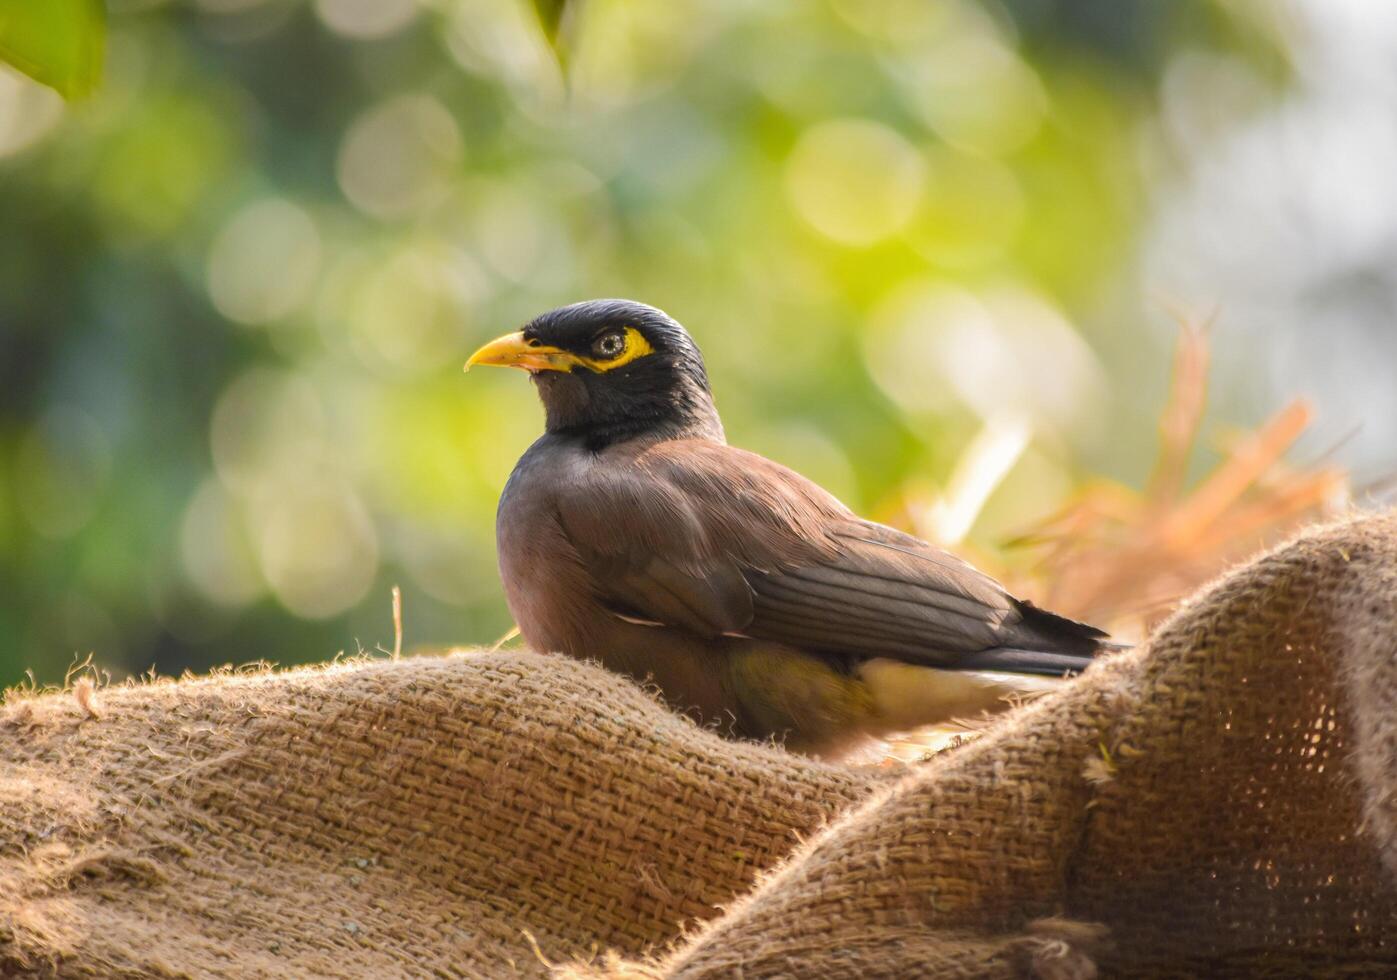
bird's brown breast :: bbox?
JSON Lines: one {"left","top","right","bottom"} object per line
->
{"left": 496, "top": 436, "right": 598, "bottom": 656}
{"left": 496, "top": 435, "right": 756, "bottom": 725}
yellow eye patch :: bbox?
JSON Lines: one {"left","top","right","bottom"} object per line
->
{"left": 572, "top": 326, "right": 655, "bottom": 373}
{"left": 465, "top": 326, "right": 655, "bottom": 375}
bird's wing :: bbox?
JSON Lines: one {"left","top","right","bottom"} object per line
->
{"left": 745, "top": 521, "right": 1109, "bottom": 669}
{"left": 557, "top": 439, "right": 1104, "bottom": 668}
{"left": 554, "top": 440, "right": 841, "bottom": 638}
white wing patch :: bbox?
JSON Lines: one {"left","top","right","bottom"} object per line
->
{"left": 609, "top": 610, "right": 666, "bottom": 628}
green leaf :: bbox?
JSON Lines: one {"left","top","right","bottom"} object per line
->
{"left": 0, "top": 0, "right": 106, "bottom": 99}
{"left": 531, "top": 0, "right": 569, "bottom": 43}
{"left": 530, "top": 0, "right": 582, "bottom": 61}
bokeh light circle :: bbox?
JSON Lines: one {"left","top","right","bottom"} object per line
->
{"left": 337, "top": 94, "right": 462, "bottom": 219}
{"left": 210, "top": 369, "right": 328, "bottom": 494}
{"left": 251, "top": 482, "right": 380, "bottom": 619}
{"left": 206, "top": 197, "right": 322, "bottom": 326}
{"left": 784, "top": 118, "right": 926, "bottom": 246}
{"left": 180, "top": 478, "right": 264, "bottom": 607}
{"left": 864, "top": 281, "right": 1104, "bottom": 434}
{"left": 0, "top": 69, "right": 65, "bottom": 159}
{"left": 314, "top": 0, "right": 418, "bottom": 41}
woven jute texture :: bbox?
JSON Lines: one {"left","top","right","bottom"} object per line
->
{"left": 4, "top": 512, "right": 1397, "bottom": 978}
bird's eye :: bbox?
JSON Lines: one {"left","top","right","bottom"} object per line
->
{"left": 592, "top": 331, "right": 626, "bottom": 359}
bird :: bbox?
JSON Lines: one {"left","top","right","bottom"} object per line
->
{"left": 467, "top": 299, "right": 1116, "bottom": 757}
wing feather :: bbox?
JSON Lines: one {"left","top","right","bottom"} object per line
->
{"left": 554, "top": 438, "right": 1102, "bottom": 669}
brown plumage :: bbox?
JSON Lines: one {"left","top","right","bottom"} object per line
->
{"left": 468, "top": 299, "right": 1113, "bottom": 756}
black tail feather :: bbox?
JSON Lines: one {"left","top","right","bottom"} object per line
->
{"left": 1004, "top": 599, "right": 1109, "bottom": 655}
{"left": 957, "top": 600, "right": 1129, "bottom": 676}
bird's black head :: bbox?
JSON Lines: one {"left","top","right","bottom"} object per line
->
{"left": 466, "top": 299, "right": 723, "bottom": 450}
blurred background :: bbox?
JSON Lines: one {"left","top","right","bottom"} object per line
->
{"left": 1, "top": 0, "right": 1391, "bottom": 689}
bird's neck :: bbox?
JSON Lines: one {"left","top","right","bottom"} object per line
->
{"left": 545, "top": 382, "right": 725, "bottom": 451}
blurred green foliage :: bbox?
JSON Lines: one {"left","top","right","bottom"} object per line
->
{"left": 0, "top": 0, "right": 106, "bottom": 98}
{"left": 0, "top": 0, "right": 1280, "bottom": 687}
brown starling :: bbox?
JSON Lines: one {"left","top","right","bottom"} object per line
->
{"left": 468, "top": 299, "right": 1112, "bottom": 756}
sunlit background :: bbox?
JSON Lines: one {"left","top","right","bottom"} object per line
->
{"left": 1, "top": 0, "right": 1392, "bottom": 687}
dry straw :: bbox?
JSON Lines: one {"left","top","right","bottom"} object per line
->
{"left": 1007, "top": 317, "right": 1350, "bottom": 637}
{"left": 885, "top": 318, "right": 1351, "bottom": 762}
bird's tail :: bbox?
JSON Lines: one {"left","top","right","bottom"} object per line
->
{"left": 965, "top": 599, "right": 1128, "bottom": 676}
{"left": 857, "top": 602, "right": 1129, "bottom": 735}
{"left": 952, "top": 646, "right": 1099, "bottom": 677}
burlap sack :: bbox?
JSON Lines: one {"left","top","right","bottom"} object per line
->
{"left": 3, "top": 512, "right": 1397, "bottom": 978}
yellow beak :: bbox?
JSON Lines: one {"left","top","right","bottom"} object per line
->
{"left": 464, "top": 331, "right": 578, "bottom": 373}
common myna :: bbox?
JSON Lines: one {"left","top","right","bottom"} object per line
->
{"left": 468, "top": 299, "right": 1114, "bottom": 756}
